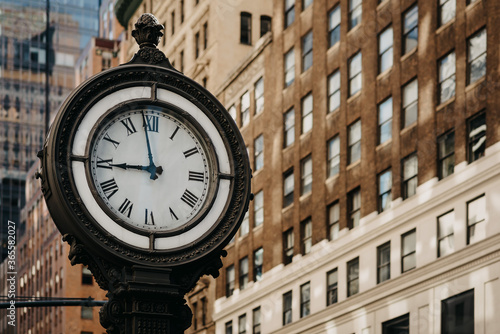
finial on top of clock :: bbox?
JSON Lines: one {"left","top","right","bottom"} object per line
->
{"left": 131, "top": 13, "right": 164, "bottom": 48}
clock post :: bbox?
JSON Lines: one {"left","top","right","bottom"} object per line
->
{"left": 38, "top": 14, "right": 251, "bottom": 334}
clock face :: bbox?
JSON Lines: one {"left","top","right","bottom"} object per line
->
{"left": 88, "top": 103, "right": 216, "bottom": 233}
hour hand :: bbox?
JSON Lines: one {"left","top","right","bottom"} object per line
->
{"left": 109, "top": 163, "right": 149, "bottom": 171}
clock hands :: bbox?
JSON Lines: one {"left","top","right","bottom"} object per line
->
{"left": 141, "top": 111, "right": 163, "bottom": 180}
{"left": 109, "top": 163, "right": 164, "bottom": 177}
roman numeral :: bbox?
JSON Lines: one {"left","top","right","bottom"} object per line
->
{"left": 118, "top": 198, "right": 133, "bottom": 218}
{"left": 145, "top": 115, "right": 159, "bottom": 132}
{"left": 183, "top": 147, "right": 198, "bottom": 158}
{"left": 121, "top": 117, "right": 137, "bottom": 135}
{"left": 144, "top": 209, "right": 155, "bottom": 225}
{"left": 170, "top": 126, "right": 179, "bottom": 140}
{"left": 181, "top": 190, "right": 198, "bottom": 208}
{"left": 188, "top": 171, "right": 204, "bottom": 182}
{"left": 96, "top": 157, "right": 112, "bottom": 169}
{"left": 169, "top": 207, "right": 178, "bottom": 221}
{"left": 103, "top": 133, "right": 119, "bottom": 148}
{"left": 100, "top": 178, "right": 119, "bottom": 199}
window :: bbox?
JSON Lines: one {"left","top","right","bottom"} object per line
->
{"left": 402, "top": 79, "right": 418, "bottom": 128}
{"left": 326, "top": 269, "right": 338, "bottom": 306}
{"left": 254, "top": 190, "right": 264, "bottom": 227}
{"left": 468, "top": 28, "right": 487, "bottom": 85}
{"left": 201, "top": 297, "right": 207, "bottom": 325}
{"left": 348, "top": 187, "right": 361, "bottom": 228}
{"left": 328, "top": 70, "right": 340, "bottom": 112}
{"left": 302, "top": 0, "right": 312, "bottom": 10}
{"left": 302, "top": 31, "right": 313, "bottom": 72}
{"left": 301, "top": 93, "right": 313, "bottom": 134}
{"left": 180, "top": 50, "right": 184, "bottom": 72}
{"left": 226, "top": 321, "right": 233, "bottom": 334}
{"left": 283, "top": 291, "right": 293, "bottom": 325}
{"left": 226, "top": 265, "right": 235, "bottom": 297}
{"left": 284, "top": 48, "right": 295, "bottom": 87}
{"left": 195, "top": 32, "right": 200, "bottom": 59}
{"left": 301, "top": 218, "right": 312, "bottom": 255}
{"left": 283, "top": 228, "right": 294, "bottom": 265}
{"left": 403, "top": 5, "right": 418, "bottom": 55}
{"left": 260, "top": 16, "right": 272, "bottom": 37}
{"left": 238, "top": 314, "right": 246, "bottom": 334}
{"left": 441, "top": 290, "right": 474, "bottom": 334}
{"left": 438, "top": 210, "right": 455, "bottom": 257}
{"left": 81, "top": 306, "right": 93, "bottom": 319}
{"left": 171, "top": 11, "right": 175, "bottom": 35}
{"left": 438, "top": 131, "right": 455, "bottom": 179}
{"left": 378, "top": 97, "right": 392, "bottom": 144}
{"left": 402, "top": 153, "right": 418, "bottom": 199}
{"left": 254, "top": 77, "right": 264, "bottom": 114}
{"left": 240, "top": 12, "right": 252, "bottom": 45}
{"left": 467, "top": 194, "right": 486, "bottom": 244}
{"left": 283, "top": 169, "right": 294, "bottom": 207}
{"left": 327, "top": 136, "right": 340, "bottom": 178}
{"left": 252, "top": 307, "right": 261, "bottom": 334}
{"left": 348, "top": 120, "right": 361, "bottom": 164}
{"left": 438, "top": 51, "right": 456, "bottom": 104}
{"left": 241, "top": 91, "right": 250, "bottom": 127}
{"left": 467, "top": 111, "right": 486, "bottom": 163}
{"left": 228, "top": 104, "right": 237, "bottom": 121}
{"left": 193, "top": 302, "right": 198, "bottom": 329}
{"left": 285, "top": 0, "right": 295, "bottom": 28}
{"left": 81, "top": 266, "right": 93, "bottom": 285}
{"left": 349, "top": 0, "right": 362, "bottom": 30}
{"left": 347, "top": 257, "right": 359, "bottom": 297}
{"left": 300, "top": 282, "right": 311, "bottom": 318}
{"left": 378, "top": 169, "right": 392, "bottom": 212}
{"left": 254, "top": 248, "right": 263, "bottom": 281}
{"left": 377, "top": 242, "right": 391, "bottom": 283}
{"left": 328, "top": 201, "right": 340, "bottom": 241}
{"left": 203, "top": 22, "right": 208, "bottom": 49}
{"left": 240, "top": 212, "right": 249, "bottom": 237}
{"left": 328, "top": 6, "right": 341, "bottom": 48}
{"left": 180, "top": 0, "right": 185, "bottom": 23}
{"left": 349, "top": 52, "right": 362, "bottom": 96}
{"left": 401, "top": 229, "right": 416, "bottom": 273}
{"left": 284, "top": 108, "right": 295, "bottom": 147}
{"left": 379, "top": 26, "right": 393, "bottom": 73}
{"left": 382, "top": 313, "right": 409, "bottom": 334}
{"left": 239, "top": 257, "right": 249, "bottom": 290}
{"left": 439, "top": 0, "right": 456, "bottom": 27}
{"left": 301, "top": 155, "right": 312, "bottom": 195}
{"left": 254, "top": 134, "right": 264, "bottom": 171}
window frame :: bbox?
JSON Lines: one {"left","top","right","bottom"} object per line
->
{"left": 300, "top": 281, "right": 311, "bottom": 318}
{"left": 348, "top": 187, "right": 361, "bottom": 229}
{"left": 349, "top": 0, "right": 362, "bottom": 30}
{"left": 238, "top": 313, "right": 247, "bottom": 334}
{"left": 402, "top": 4, "right": 418, "bottom": 55}
{"left": 378, "top": 169, "right": 392, "bottom": 213}
{"left": 252, "top": 307, "right": 261, "bottom": 334}
{"left": 283, "top": 290, "right": 293, "bottom": 325}
{"left": 226, "top": 265, "right": 235, "bottom": 297}
{"left": 283, "top": 168, "right": 294, "bottom": 207}
{"left": 348, "top": 119, "right": 361, "bottom": 165}
{"left": 328, "top": 5, "right": 341, "bottom": 48}
{"left": 378, "top": 26, "right": 394, "bottom": 73}
{"left": 402, "top": 153, "right": 418, "bottom": 199}
{"left": 225, "top": 321, "right": 233, "bottom": 334}
{"left": 254, "top": 77, "right": 264, "bottom": 114}
{"left": 327, "top": 70, "right": 341, "bottom": 113}
{"left": 302, "top": 30, "right": 313, "bottom": 72}
{"left": 439, "top": 0, "right": 456, "bottom": 27}
{"left": 377, "top": 241, "right": 391, "bottom": 284}
{"left": 240, "top": 12, "right": 252, "bottom": 45}
{"left": 240, "top": 91, "right": 250, "bottom": 127}
{"left": 378, "top": 97, "right": 393, "bottom": 145}
{"left": 253, "top": 190, "right": 264, "bottom": 227}
{"left": 437, "top": 130, "right": 455, "bottom": 179}
{"left": 283, "top": 228, "right": 294, "bottom": 265}
{"left": 326, "top": 268, "right": 338, "bottom": 306}
{"left": 327, "top": 201, "right": 340, "bottom": 241}
{"left": 467, "top": 111, "right": 486, "bottom": 163}
{"left": 467, "top": 194, "right": 486, "bottom": 245}
{"left": 327, "top": 135, "right": 340, "bottom": 178}
{"left": 437, "top": 210, "right": 455, "bottom": 258}
{"left": 285, "top": 0, "right": 295, "bottom": 29}
{"left": 284, "top": 108, "right": 295, "bottom": 147}
{"left": 301, "top": 218, "right": 312, "bottom": 255}
{"left": 347, "top": 257, "right": 359, "bottom": 297}
{"left": 254, "top": 134, "right": 264, "bottom": 172}
{"left": 284, "top": 48, "right": 295, "bottom": 87}
{"left": 253, "top": 247, "right": 264, "bottom": 281}
{"left": 349, "top": 52, "right": 362, "bottom": 96}
{"left": 300, "top": 155, "right": 313, "bottom": 195}
{"left": 239, "top": 257, "right": 249, "bottom": 290}
{"left": 401, "top": 229, "right": 416, "bottom": 273}
{"left": 301, "top": 93, "right": 313, "bottom": 134}
{"left": 402, "top": 78, "right": 418, "bottom": 128}
{"left": 467, "top": 28, "right": 487, "bottom": 85}
{"left": 438, "top": 51, "right": 456, "bottom": 104}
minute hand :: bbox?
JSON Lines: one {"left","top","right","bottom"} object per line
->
{"left": 142, "top": 111, "right": 157, "bottom": 180}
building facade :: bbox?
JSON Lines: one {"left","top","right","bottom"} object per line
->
{"left": 212, "top": 0, "right": 500, "bottom": 333}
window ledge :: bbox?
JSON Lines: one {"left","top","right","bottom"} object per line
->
{"left": 347, "top": 24, "right": 361, "bottom": 36}
{"left": 400, "top": 48, "right": 417, "bottom": 62}
{"left": 400, "top": 122, "right": 417, "bottom": 135}
{"left": 299, "top": 191, "right": 312, "bottom": 202}
{"left": 253, "top": 223, "right": 263, "bottom": 232}
{"left": 327, "top": 41, "right": 340, "bottom": 55}
{"left": 436, "top": 96, "right": 456, "bottom": 112}
{"left": 300, "top": 130, "right": 312, "bottom": 141}
{"left": 326, "top": 173, "right": 340, "bottom": 184}
{"left": 436, "top": 18, "right": 455, "bottom": 35}
{"left": 282, "top": 143, "right": 295, "bottom": 153}
{"left": 466, "top": 0, "right": 482, "bottom": 11}
{"left": 376, "top": 139, "right": 392, "bottom": 151}
{"left": 347, "top": 91, "right": 362, "bottom": 104}
{"left": 377, "top": 68, "right": 392, "bottom": 81}
{"left": 377, "top": 0, "right": 390, "bottom": 11}
{"left": 282, "top": 203, "right": 294, "bottom": 213}
{"left": 465, "top": 76, "right": 486, "bottom": 93}
{"left": 346, "top": 160, "right": 361, "bottom": 170}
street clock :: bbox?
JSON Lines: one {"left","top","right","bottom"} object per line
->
{"left": 38, "top": 14, "right": 251, "bottom": 334}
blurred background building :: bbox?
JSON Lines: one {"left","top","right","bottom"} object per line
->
{"left": 1, "top": 0, "right": 500, "bottom": 333}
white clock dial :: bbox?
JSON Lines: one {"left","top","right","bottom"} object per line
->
{"left": 89, "top": 106, "right": 214, "bottom": 232}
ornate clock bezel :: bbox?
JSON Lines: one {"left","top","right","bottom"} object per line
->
{"left": 84, "top": 100, "right": 220, "bottom": 237}
{"left": 41, "top": 64, "right": 251, "bottom": 266}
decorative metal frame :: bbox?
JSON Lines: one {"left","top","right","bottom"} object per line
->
{"left": 38, "top": 14, "right": 251, "bottom": 334}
